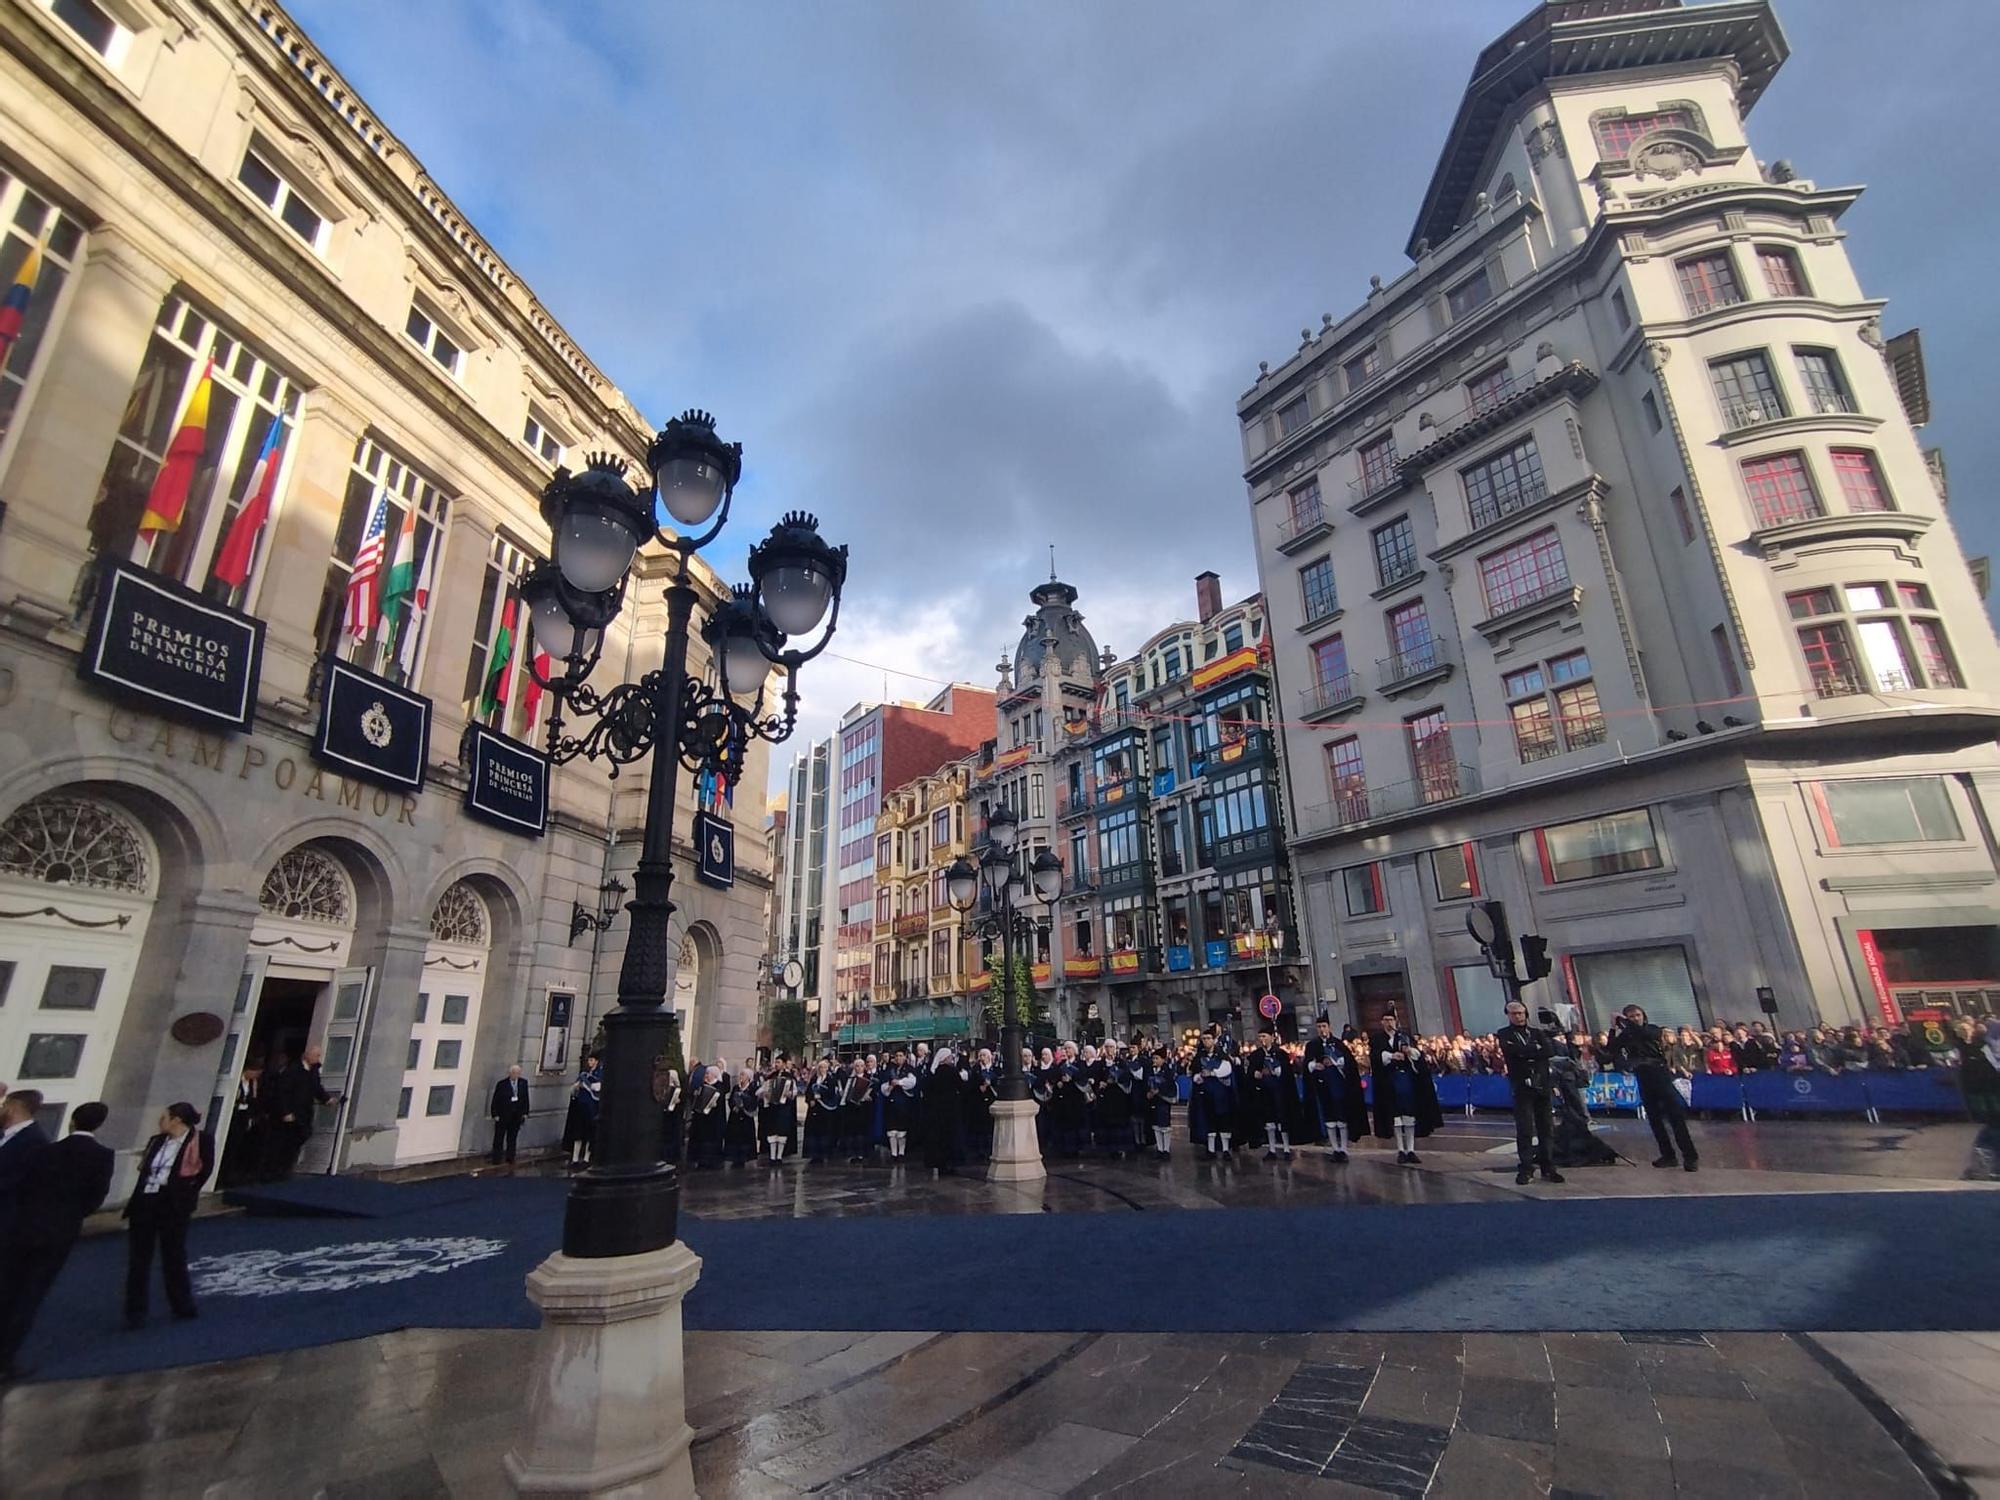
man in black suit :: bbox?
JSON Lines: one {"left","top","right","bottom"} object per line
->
{"left": 0, "top": 1101, "right": 116, "bottom": 1377}
{"left": 0, "top": 1089, "right": 52, "bottom": 1240}
{"left": 262, "top": 1046, "right": 337, "bottom": 1180}
{"left": 124, "top": 1102, "right": 216, "bottom": 1328}
{"left": 1497, "top": 1000, "right": 1565, "bottom": 1186}
{"left": 489, "top": 1065, "right": 531, "bottom": 1165}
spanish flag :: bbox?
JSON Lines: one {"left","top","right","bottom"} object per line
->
{"left": 138, "top": 359, "right": 214, "bottom": 538}
{"left": 0, "top": 243, "right": 41, "bottom": 360}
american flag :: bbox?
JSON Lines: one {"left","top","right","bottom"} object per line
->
{"left": 343, "top": 488, "right": 391, "bottom": 637}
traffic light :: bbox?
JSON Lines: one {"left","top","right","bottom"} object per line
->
{"left": 1519, "top": 934, "right": 1552, "bottom": 983}
{"left": 1466, "top": 899, "right": 1515, "bottom": 979}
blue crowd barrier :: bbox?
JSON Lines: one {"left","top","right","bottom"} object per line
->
{"left": 1687, "top": 1075, "right": 1743, "bottom": 1113}
{"left": 1740, "top": 1069, "right": 1869, "bottom": 1115}
{"left": 1433, "top": 1076, "right": 1471, "bottom": 1110}
{"left": 1860, "top": 1071, "right": 1965, "bottom": 1115}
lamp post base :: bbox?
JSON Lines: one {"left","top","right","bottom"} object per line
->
{"left": 987, "top": 1097, "right": 1045, "bottom": 1184}
{"left": 504, "top": 1242, "right": 704, "bottom": 1499}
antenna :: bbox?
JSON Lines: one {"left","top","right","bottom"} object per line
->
{"left": 1048, "top": 544, "right": 1057, "bottom": 582}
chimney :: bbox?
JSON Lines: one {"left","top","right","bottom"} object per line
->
{"left": 1195, "top": 571, "right": 1222, "bottom": 624}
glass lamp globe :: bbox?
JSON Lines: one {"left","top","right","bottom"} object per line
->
{"left": 762, "top": 559, "right": 833, "bottom": 636}
{"left": 720, "top": 624, "right": 771, "bottom": 701}
{"left": 555, "top": 507, "right": 639, "bottom": 594}
{"left": 945, "top": 858, "right": 979, "bottom": 910}
{"left": 987, "top": 806, "right": 1020, "bottom": 854}
{"left": 1031, "top": 849, "right": 1064, "bottom": 902}
{"left": 656, "top": 454, "right": 727, "bottom": 529}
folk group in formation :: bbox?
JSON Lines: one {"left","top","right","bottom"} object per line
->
{"left": 556, "top": 1008, "right": 1485, "bottom": 1178}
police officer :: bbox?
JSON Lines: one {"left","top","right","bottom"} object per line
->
{"left": 1603, "top": 1004, "right": 1699, "bottom": 1171}
{"left": 1497, "top": 999, "right": 1564, "bottom": 1185}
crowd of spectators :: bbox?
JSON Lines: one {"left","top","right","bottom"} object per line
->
{"left": 1416, "top": 1016, "right": 1989, "bottom": 1077}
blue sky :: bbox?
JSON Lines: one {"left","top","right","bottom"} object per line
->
{"left": 291, "top": 0, "right": 2000, "bottom": 784}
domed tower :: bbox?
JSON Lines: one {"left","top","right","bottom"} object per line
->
{"left": 1013, "top": 578, "right": 1102, "bottom": 690}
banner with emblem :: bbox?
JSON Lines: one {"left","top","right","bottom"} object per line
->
{"left": 693, "top": 810, "right": 734, "bottom": 889}
{"left": 79, "top": 559, "right": 264, "bottom": 733}
{"left": 312, "top": 654, "right": 431, "bottom": 792}
{"left": 462, "top": 721, "right": 548, "bottom": 838}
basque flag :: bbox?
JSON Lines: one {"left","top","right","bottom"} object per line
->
{"left": 211, "top": 417, "right": 285, "bottom": 588}
{"left": 138, "top": 359, "right": 215, "bottom": 538}
{"left": 0, "top": 242, "right": 41, "bottom": 359}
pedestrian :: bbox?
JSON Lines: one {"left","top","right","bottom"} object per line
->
{"left": 657, "top": 1064, "right": 685, "bottom": 1163}
{"left": 1250, "top": 1026, "right": 1296, "bottom": 1160}
{"left": 0, "top": 1101, "right": 116, "bottom": 1378}
{"left": 1369, "top": 1009, "right": 1442, "bottom": 1165}
{"left": 0, "top": 1089, "right": 52, "bottom": 1237}
{"left": 1961, "top": 1019, "right": 2000, "bottom": 1181}
{"left": 488, "top": 1064, "right": 531, "bottom": 1165}
{"left": 261, "top": 1046, "right": 337, "bottom": 1180}
{"left": 561, "top": 1053, "right": 602, "bottom": 1170}
{"left": 219, "top": 1058, "right": 265, "bottom": 1188}
{"left": 1304, "top": 1014, "right": 1369, "bottom": 1162}
{"left": 1145, "top": 1048, "right": 1178, "bottom": 1159}
{"left": 123, "top": 1102, "right": 215, "bottom": 1328}
{"left": 1497, "top": 1000, "right": 1565, "bottom": 1185}
{"left": 921, "top": 1047, "right": 964, "bottom": 1174}
{"left": 1605, "top": 1005, "right": 1699, "bottom": 1171}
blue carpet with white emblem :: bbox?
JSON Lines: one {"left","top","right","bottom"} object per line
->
{"left": 17, "top": 1177, "right": 1994, "bottom": 1382}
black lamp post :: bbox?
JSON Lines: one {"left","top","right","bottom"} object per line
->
{"left": 568, "top": 878, "right": 628, "bottom": 945}
{"left": 526, "top": 410, "right": 847, "bottom": 1259}
{"left": 946, "top": 806, "right": 1062, "bottom": 1101}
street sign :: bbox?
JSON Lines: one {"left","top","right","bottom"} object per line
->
{"left": 1258, "top": 994, "right": 1282, "bottom": 1020}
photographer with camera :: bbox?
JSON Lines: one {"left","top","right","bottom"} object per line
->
{"left": 1497, "top": 1000, "right": 1565, "bottom": 1185}
{"left": 1602, "top": 1004, "right": 1699, "bottom": 1171}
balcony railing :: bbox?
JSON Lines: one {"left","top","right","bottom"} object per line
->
{"left": 1719, "top": 399, "right": 1789, "bottom": 432}
{"left": 1200, "top": 727, "right": 1276, "bottom": 777}
{"left": 1094, "top": 708, "right": 1145, "bottom": 738}
{"left": 1298, "top": 670, "right": 1364, "bottom": 719}
{"left": 1376, "top": 635, "right": 1454, "bottom": 693}
{"left": 1295, "top": 761, "right": 1482, "bottom": 837}
{"left": 1466, "top": 474, "right": 1550, "bottom": 532}
{"left": 1105, "top": 946, "right": 1157, "bottom": 980}
{"left": 1097, "top": 859, "right": 1149, "bottom": 891}
{"left": 1347, "top": 465, "right": 1406, "bottom": 512}
{"left": 894, "top": 913, "right": 928, "bottom": 938}
{"left": 1203, "top": 826, "right": 1280, "bottom": 868}
{"left": 1095, "top": 776, "right": 1146, "bottom": 810}
{"left": 1808, "top": 388, "right": 1859, "bottom": 416}
{"left": 1276, "top": 498, "right": 1334, "bottom": 553}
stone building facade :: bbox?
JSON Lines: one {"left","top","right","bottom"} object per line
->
{"left": 1241, "top": 0, "right": 2000, "bottom": 1040}
{"left": 0, "top": 0, "right": 771, "bottom": 1180}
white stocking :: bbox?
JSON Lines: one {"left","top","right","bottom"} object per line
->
{"left": 1220, "top": 1133, "right": 1233, "bottom": 1152}
{"left": 1331, "top": 1123, "right": 1348, "bottom": 1152}
{"left": 1208, "top": 1133, "right": 1219, "bottom": 1153}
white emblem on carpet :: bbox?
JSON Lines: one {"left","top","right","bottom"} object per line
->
{"left": 191, "top": 1237, "right": 508, "bottom": 1296}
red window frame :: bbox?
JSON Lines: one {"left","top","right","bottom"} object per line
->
{"left": 1310, "top": 634, "right": 1349, "bottom": 689}
{"left": 1288, "top": 478, "right": 1323, "bottom": 530}
{"left": 1830, "top": 449, "right": 1892, "bottom": 513}
{"left": 1740, "top": 452, "right": 1822, "bottom": 528}
{"left": 1758, "top": 247, "right": 1806, "bottom": 297}
{"left": 1326, "top": 736, "right": 1367, "bottom": 821}
{"left": 1796, "top": 622, "right": 1858, "bottom": 694}
{"left": 1358, "top": 434, "right": 1398, "bottom": 492}
{"left": 1433, "top": 841, "right": 1480, "bottom": 901}
{"left": 1595, "top": 109, "right": 1696, "bottom": 159}
{"left": 1909, "top": 619, "right": 1960, "bottom": 689}
{"left": 1478, "top": 527, "right": 1569, "bottom": 614}
{"left": 1676, "top": 252, "right": 1743, "bottom": 314}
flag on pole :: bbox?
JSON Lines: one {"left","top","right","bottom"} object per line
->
{"left": 479, "top": 597, "right": 517, "bottom": 717}
{"left": 520, "top": 649, "right": 551, "bottom": 734}
{"left": 395, "top": 526, "right": 439, "bottom": 682}
{"left": 380, "top": 503, "right": 419, "bottom": 624}
{"left": 0, "top": 242, "right": 42, "bottom": 360}
{"left": 138, "top": 359, "right": 215, "bottom": 538}
{"left": 211, "top": 417, "right": 285, "bottom": 589}
{"left": 342, "top": 487, "right": 391, "bottom": 638}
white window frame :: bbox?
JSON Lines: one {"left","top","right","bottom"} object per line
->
{"left": 0, "top": 174, "right": 86, "bottom": 470}
{"left": 37, "top": 0, "right": 135, "bottom": 67}
{"left": 406, "top": 298, "right": 467, "bottom": 378}
{"left": 522, "top": 405, "right": 568, "bottom": 468}
{"left": 236, "top": 142, "right": 330, "bottom": 255}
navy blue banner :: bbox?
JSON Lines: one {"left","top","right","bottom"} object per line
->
{"left": 694, "top": 811, "right": 734, "bottom": 889}
{"left": 313, "top": 656, "right": 430, "bottom": 793}
{"left": 79, "top": 561, "right": 263, "bottom": 733}
{"left": 463, "top": 722, "right": 548, "bottom": 838}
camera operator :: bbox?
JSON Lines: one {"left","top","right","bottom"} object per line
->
{"left": 1602, "top": 1004, "right": 1699, "bottom": 1171}
{"left": 1497, "top": 1000, "right": 1565, "bottom": 1185}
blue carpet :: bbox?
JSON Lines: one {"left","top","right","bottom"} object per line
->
{"left": 221, "top": 1174, "right": 500, "bottom": 1218}
{"left": 17, "top": 1181, "right": 1994, "bottom": 1383}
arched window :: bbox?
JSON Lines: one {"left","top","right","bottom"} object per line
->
{"left": 259, "top": 847, "right": 353, "bottom": 925}
{"left": 0, "top": 794, "right": 151, "bottom": 893}
{"left": 429, "top": 880, "right": 490, "bottom": 946}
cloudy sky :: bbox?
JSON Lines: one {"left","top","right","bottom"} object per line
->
{"left": 293, "top": 0, "right": 2000, "bottom": 790}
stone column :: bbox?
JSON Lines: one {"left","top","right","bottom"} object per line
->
{"left": 504, "top": 1242, "right": 704, "bottom": 1499}
{"left": 0, "top": 227, "right": 174, "bottom": 625}
{"left": 252, "top": 388, "right": 366, "bottom": 706}
{"left": 988, "top": 1097, "right": 1044, "bottom": 1184}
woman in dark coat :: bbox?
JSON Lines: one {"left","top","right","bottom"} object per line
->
{"left": 1370, "top": 1010, "right": 1443, "bottom": 1165}
{"left": 921, "top": 1049, "right": 966, "bottom": 1173}
{"left": 123, "top": 1103, "right": 215, "bottom": 1328}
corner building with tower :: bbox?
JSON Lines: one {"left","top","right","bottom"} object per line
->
{"left": 0, "top": 0, "right": 774, "bottom": 1184}
{"left": 1242, "top": 0, "right": 2000, "bottom": 1040}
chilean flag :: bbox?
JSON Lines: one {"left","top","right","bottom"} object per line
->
{"left": 211, "top": 417, "right": 285, "bottom": 588}
{"left": 138, "top": 359, "right": 215, "bottom": 538}
{"left": 0, "top": 243, "right": 41, "bottom": 359}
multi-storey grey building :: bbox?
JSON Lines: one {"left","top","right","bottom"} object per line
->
{"left": 1242, "top": 0, "right": 2000, "bottom": 1040}
{"left": 773, "top": 736, "right": 836, "bottom": 1034}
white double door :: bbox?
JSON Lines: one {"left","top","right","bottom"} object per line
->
{"left": 0, "top": 894, "right": 149, "bottom": 1136}
{"left": 396, "top": 942, "right": 488, "bottom": 1161}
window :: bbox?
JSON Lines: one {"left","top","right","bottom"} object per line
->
{"left": 1372, "top": 515, "right": 1418, "bottom": 587}
{"left": 1097, "top": 808, "right": 1142, "bottom": 875}
{"left": 1712, "top": 625, "right": 1743, "bottom": 698}
{"left": 1642, "top": 390, "right": 1662, "bottom": 432}
{"left": 522, "top": 408, "right": 566, "bottom": 467}
{"left": 1156, "top": 809, "right": 1184, "bottom": 878}
{"left": 1909, "top": 619, "right": 1961, "bottom": 690}
{"left": 1740, "top": 452, "right": 1822, "bottom": 528}
{"left": 397, "top": 1088, "right": 412, "bottom": 1120}
{"left": 1326, "top": 737, "right": 1367, "bottom": 822}
{"left": 1502, "top": 651, "right": 1602, "bottom": 762}
{"left": 1572, "top": 947, "right": 1700, "bottom": 1031}
{"left": 1465, "top": 365, "right": 1511, "bottom": 412}
{"left": 87, "top": 294, "right": 304, "bottom": 609}
{"left": 19, "top": 1033, "right": 84, "bottom": 1079}
{"left": 1342, "top": 862, "right": 1387, "bottom": 917}
{"left": 1356, "top": 433, "right": 1399, "bottom": 496}
{"left": 1406, "top": 707, "right": 1459, "bottom": 803}
{"left": 1611, "top": 289, "right": 1632, "bottom": 331}
{"left": 407, "top": 1039, "right": 422, "bottom": 1070}
{"left": 1446, "top": 269, "right": 1493, "bottom": 320}
{"left": 0, "top": 177, "right": 83, "bottom": 450}
{"left": 1708, "top": 351, "right": 1786, "bottom": 428}
{"left": 1795, "top": 620, "right": 1860, "bottom": 698}
{"left": 1814, "top": 778, "right": 1960, "bottom": 847}
{"left": 931, "top": 927, "right": 952, "bottom": 980}
{"left": 1594, "top": 109, "right": 1697, "bottom": 159}
{"left": 1462, "top": 436, "right": 1547, "bottom": 529}
{"left": 1223, "top": 622, "right": 1244, "bottom": 654}
{"left": 441, "top": 994, "right": 470, "bottom": 1024}
{"left": 1830, "top": 449, "right": 1892, "bottom": 512}
{"left": 931, "top": 806, "right": 950, "bottom": 847}
{"left": 1029, "top": 772, "right": 1046, "bottom": 820}
{"left": 1793, "top": 347, "right": 1854, "bottom": 415}
{"left": 876, "top": 833, "right": 891, "bottom": 867}
{"left": 1069, "top": 827, "right": 1089, "bottom": 883}
{"left": 405, "top": 301, "right": 464, "bottom": 377}
{"left": 1385, "top": 600, "right": 1436, "bottom": 680}
{"left": 462, "top": 532, "right": 536, "bottom": 731}
{"left": 1344, "top": 345, "right": 1381, "bottom": 391}
{"left": 434, "top": 1040, "right": 462, "bottom": 1070}
{"left": 1300, "top": 557, "right": 1339, "bottom": 623}
{"left": 237, "top": 147, "right": 326, "bottom": 250}
{"left": 425, "top": 1085, "right": 455, "bottom": 1117}
{"left": 1676, "top": 252, "right": 1743, "bottom": 315}
{"left": 1152, "top": 725, "right": 1178, "bottom": 781}
{"left": 1286, "top": 479, "right": 1323, "bottom": 534}
{"left": 1538, "top": 809, "right": 1663, "bottom": 883}
{"left": 1432, "top": 844, "right": 1479, "bottom": 902}
{"left": 48, "top": 0, "right": 129, "bottom": 59}
{"left": 1278, "top": 395, "right": 1310, "bottom": 436}
{"left": 1787, "top": 581, "right": 1956, "bottom": 695}
{"left": 1477, "top": 527, "right": 1569, "bottom": 615}
{"left": 931, "top": 868, "right": 946, "bottom": 909}
{"left": 1450, "top": 963, "right": 1512, "bottom": 1036}
{"left": 1670, "top": 486, "right": 1697, "bottom": 545}
{"left": 313, "top": 434, "right": 453, "bottom": 682}
{"left": 40, "top": 966, "right": 104, "bottom": 1010}
{"left": 1758, "top": 247, "right": 1808, "bottom": 298}
{"left": 1310, "top": 635, "right": 1350, "bottom": 694}
{"left": 1194, "top": 771, "right": 1269, "bottom": 865}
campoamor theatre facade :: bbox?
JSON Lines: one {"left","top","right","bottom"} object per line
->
{"left": 0, "top": 0, "right": 772, "bottom": 1183}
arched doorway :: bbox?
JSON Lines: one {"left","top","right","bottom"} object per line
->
{"left": 395, "top": 879, "right": 494, "bottom": 1162}
{"left": 0, "top": 793, "right": 158, "bottom": 1135}
{"left": 673, "top": 922, "right": 722, "bottom": 1064}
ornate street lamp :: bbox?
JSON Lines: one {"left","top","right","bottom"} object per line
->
{"left": 568, "top": 877, "right": 628, "bottom": 945}
{"left": 948, "top": 811, "right": 1061, "bottom": 1182}
{"left": 507, "top": 411, "right": 848, "bottom": 1495}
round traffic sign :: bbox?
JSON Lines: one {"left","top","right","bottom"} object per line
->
{"left": 1258, "top": 994, "right": 1282, "bottom": 1020}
